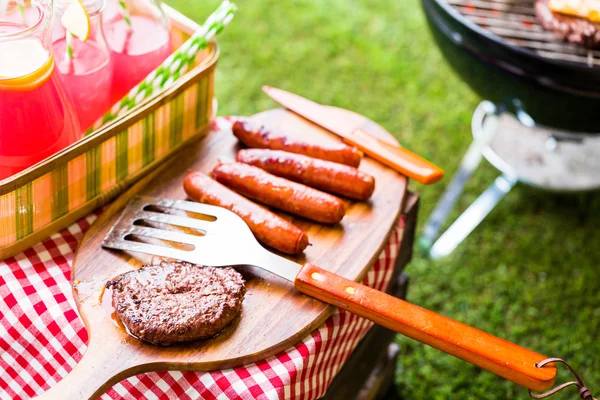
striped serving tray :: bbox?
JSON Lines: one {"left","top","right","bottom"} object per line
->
{"left": 0, "top": 6, "right": 218, "bottom": 260}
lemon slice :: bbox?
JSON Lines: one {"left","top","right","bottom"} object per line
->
{"left": 61, "top": 0, "right": 91, "bottom": 41}
{"left": 0, "top": 38, "right": 54, "bottom": 90}
{"left": 0, "top": 40, "right": 53, "bottom": 90}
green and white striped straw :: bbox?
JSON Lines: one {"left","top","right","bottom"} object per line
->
{"left": 118, "top": 0, "right": 131, "bottom": 28}
{"left": 65, "top": 30, "right": 74, "bottom": 61}
{"left": 17, "top": 0, "right": 25, "bottom": 19}
{"left": 87, "top": 0, "right": 237, "bottom": 134}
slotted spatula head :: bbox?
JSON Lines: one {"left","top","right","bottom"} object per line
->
{"left": 102, "top": 196, "right": 300, "bottom": 281}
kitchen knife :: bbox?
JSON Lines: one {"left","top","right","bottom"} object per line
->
{"left": 262, "top": 86, "right": 444, "bottom": 184}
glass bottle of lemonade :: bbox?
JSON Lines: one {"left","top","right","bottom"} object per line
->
{"left": 0, "top": 0, "right": 80, "bottom": 181}
{"left": 102, "top": 0, "right": 171, "bottom": 104}
{"left": 53, "top": 0, "right": 113, "bottom": 130}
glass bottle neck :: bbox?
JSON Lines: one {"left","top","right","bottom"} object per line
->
{"left": 53, "top": 0, "right": 106, "bottom": 44}
{"left": 51, "top": 0, "right": 110, "bottom": 68}
{"left": 55, "top": 0, "right": 104, "bottom": 16}
{"left": 104, "top": 0, "right": 167, "bottom": 22}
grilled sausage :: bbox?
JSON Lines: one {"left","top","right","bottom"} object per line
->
{"left": 232, "top": 119, "right": 362, "bottom": 167}
{"left": 211, "top": 162, "right": 346, "bottom": 224}
{"left": 183, "top": 171, "right": 309, "bottom": 255}
{"left": 237, "top": 149, "right": 376, "bottom": 201}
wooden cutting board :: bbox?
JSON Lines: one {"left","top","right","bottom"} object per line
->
{"left": 38, "top": 107, "right": 407, "bottom": 400}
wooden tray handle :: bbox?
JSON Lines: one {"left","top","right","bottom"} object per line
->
{"left": 345, "top": 128, "right": 444, "bottom": 185}
{"left": 33, "top": 339, "right": 129, "bottom": 400}
{"left": 294, "top": 263, "right": 557, "bottom": 392}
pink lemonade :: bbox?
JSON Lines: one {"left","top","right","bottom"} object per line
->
{"left": 0, "top": 25, "right": 80, "bottom": 180}
{"left": 104, "top": 15, "right": 171, "bottom": 104}
{"left": 54, "top": 39, "right": 113, "bottom": 129}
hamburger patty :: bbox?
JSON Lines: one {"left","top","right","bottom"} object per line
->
{"left": 106, "top": 261, "right": 246, "bottom": 345}
{"left": 535, "top": 0, "right": 600, "bottom": 48}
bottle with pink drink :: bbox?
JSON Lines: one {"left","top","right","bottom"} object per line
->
{"left": 53, "top": 0, "right": 113, "bottom": 130}
{"left": 0, "top": 0, "right": 80, "bottom": 181}
{"left": 103, "top": 0, "right": 171, "bottom": 104}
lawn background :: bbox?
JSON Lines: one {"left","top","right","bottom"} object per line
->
{"left": 165, "top": 0, "right": 600, "bottom": 398}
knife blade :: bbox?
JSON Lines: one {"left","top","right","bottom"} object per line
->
{"left": 263, "top": 86, "right": 444, "bottom": 184}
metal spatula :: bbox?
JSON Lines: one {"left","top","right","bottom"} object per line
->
{"left": 103, "top": 196, "right": 555, "bottom": 392}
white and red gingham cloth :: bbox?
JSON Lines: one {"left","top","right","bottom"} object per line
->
{"left": 0, "top": 204, "right": 404, "bottom": 400}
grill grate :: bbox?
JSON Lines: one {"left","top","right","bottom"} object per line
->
{"left": 447, "top": 0, "right": 600, "bottom": 67}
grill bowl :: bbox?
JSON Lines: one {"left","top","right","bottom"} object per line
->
{"left": 422, "top": 0, "right": 600, "bottom": 133}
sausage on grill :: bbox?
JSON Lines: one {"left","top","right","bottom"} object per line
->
{"left": 535, "top": 0, "right": 600, "bottom": 48}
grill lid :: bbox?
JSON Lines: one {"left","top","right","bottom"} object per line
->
{"left": 448, "top": 0, "right": 600, "bottom": 67}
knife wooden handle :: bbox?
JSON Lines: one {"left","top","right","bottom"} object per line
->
{"left": 294, "top": 263, "right": 556, "bottom": 392}
{"left": 345, "top": 128, "right": 444, "bottom": 184}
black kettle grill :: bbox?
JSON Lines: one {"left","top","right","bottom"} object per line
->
{"left": 423, "top": 0, "right": 600, "bottom": 133}
{"left": 419, "top": 0, "right": 600, "bottom": 258}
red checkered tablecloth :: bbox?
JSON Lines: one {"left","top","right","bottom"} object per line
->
{"left": 1, "top": 208, "right": 404, "bottom": 400}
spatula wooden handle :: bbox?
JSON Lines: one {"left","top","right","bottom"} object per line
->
{"left": 294, "top": 263, "right": 556, "bottom": 392}
{"left": 345, "top": 128, "right": 444, "bottom": 184}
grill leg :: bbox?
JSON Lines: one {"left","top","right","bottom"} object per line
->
{"left": 419, "top": 100, "right": 524, "bottom": 258}
{"left": 429, "top": 173, "right": 517, "bottom": 259}
{"left": 419, "top": 101, "right": 499, "bottom": 252}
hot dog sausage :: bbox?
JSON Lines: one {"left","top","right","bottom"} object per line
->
{"left": 211, "top": 162, "right": 346, "bottom": 224}
{"left": 183, "top": 171, "right": 309, "bottom": 255}
{"left": 237, "top": 149, "right": 376, "bottom": 201}
{"left": 232, "top": 119, "right": 362, "bottom": 167}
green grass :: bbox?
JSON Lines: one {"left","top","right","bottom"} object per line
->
{"left": 166, "top": 0, "right": 600, "bottom": 398}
